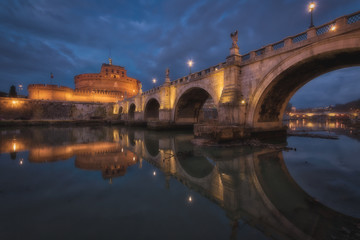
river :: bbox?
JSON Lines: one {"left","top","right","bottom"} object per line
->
{"left": 0, "top": 123, "right": 359, "bottom": 240}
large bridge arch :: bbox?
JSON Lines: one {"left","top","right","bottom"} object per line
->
{"left": 173, "top": 86, "right": 218, "bottom": 124}
{"left": 144, "top": 98, "right": 160, "bottom": 121}
{"left": 248, "top": 35, "right": 360, "bottom": 129}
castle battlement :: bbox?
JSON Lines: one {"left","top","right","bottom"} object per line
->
{"left": 28, "top": 61, "right": 138, "bottom": 103}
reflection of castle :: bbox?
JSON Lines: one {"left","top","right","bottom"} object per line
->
{"left": 27, "top": 142, "right": 137, "bottom": 180}
{"left": 28, "top": 59, "right": 141, "bottom": 103}
{"left": 75, "top": 146, "right": 137, "bottom": 179}
{"left": 0, "top": 129, "right": 138, "bottom": 181}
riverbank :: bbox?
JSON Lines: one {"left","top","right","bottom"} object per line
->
{"left": 287, "top": 131, "right": 339, "bottom": 139}
{"left": 0, "top": 119, "right": 125, "bottom": 127}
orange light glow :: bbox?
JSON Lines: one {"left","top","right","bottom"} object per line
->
{"left": 308, "top": 2, "right": 316, "bottom": 12}
{"left": 187, "top": 60, "right": 193, "bottom": 67}
{"left": 331, "top": 25, "right": 336, "bottom": 31}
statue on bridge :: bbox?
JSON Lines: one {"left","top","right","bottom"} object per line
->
{"left": 165, "top": 68, "right": 170, "bottom": 83}
{"left": 230, "top": 30, "right": 238, "bottom": 48}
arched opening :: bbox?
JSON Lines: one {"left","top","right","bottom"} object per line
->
{"left": 144, "top": 98, "right": 160, "bottom": 121}
{"left": 254, "top": 49, "right": 360, "bottom": 126}
{"left": 175, "top": 87, "right": 218, "bottom": 124}
{"left": 285, "top": 67, "right": 360, "bottom": 131}
{"left": 253, "top": 151, "right": 359, "bottom": 238}
{"left": 174, "top": 135, "right": 214, "bottom": 178}
{"left": 128, "top": 103, "right": 136, "bottom": 120}
{"left": 128, "top": 130, "right": 135, "bottom": 146}
{"left": 118, "top": 106, "right": 123, "bottom": 120}
{"left": 144, "top": 133, "right": 159, "bottom": 157}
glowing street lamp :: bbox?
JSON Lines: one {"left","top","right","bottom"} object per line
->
{"left": 152, "top": 78, "right": 156, "bottom": 88}
{"left": 187, "top": 60, "right": 193, "bottom": 74}
{"left": 18, "top": 84, "right": 23, "bottom": 94}
{"left": 308, "top": 2, "right": 316, "bottom": 28}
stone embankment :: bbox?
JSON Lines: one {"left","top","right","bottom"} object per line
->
{"left": 0, "top": 97, "right": 121, "bottom": 126}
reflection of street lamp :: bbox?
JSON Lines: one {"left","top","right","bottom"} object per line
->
{"left": 152, "top": 78, "right": 156, "bottom": 88}
{"left": 308, "top": 2, "right": 316, "bottom": 28}
{"left": 187, "top": 60, "right": 193, "bottom": 74}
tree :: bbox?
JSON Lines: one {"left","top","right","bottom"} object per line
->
{"left": 9, "top": 85, "right": 17, "bottom": 97}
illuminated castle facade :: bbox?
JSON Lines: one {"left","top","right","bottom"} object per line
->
{"left": 28, "top": 59, "right": 141, "bottom": 103}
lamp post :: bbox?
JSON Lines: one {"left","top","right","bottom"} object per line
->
{"left": 308, "top": 2, "right": 316, "bottom": 28}
{"left": 152, "top": 78, "right": 156, "bottom": 88}
{"left": 187, "top": 60, "right": 193, "bottom": 75}
{"left": 18, "top": 84, "right": 23, "bottom": 95}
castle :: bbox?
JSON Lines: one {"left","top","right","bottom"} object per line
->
{"left": 28, "top": 59, "right": 141, "bottom": 103}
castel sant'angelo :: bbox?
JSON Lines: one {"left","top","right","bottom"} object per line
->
{"left": 28, "top": 58, "right": 141, "bottom": 103}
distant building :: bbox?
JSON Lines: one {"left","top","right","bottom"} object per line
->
{"left": 28, "top": 59, "right": 141, "bottom": 103}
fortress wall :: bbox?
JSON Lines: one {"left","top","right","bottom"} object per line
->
{"left": 28, "top": 84, "right": 123, "bottom": 103}
{"left": 0, "top": 97, "right": 119, "bottom": 120}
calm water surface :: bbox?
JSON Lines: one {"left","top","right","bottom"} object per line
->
{"left": 0, "top": 124, "right": 359, "bottom": 240}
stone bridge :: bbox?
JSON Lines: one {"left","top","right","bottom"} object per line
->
{"left": 117, "top": 11, "right": 360, "bottom": 140}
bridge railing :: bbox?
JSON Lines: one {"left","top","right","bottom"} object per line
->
{"left": 292, "top": 32, "right": 307, "bottom": 43}
{"left": 141, "top": 61, "right": 227, "bottom": 95}
{"left": 272, "top": 41, "right": 285, "bottom": 50}
{"left": 347, "top": 11, "right": 360, "bottom": 24}
{"left": 240, "top": 10, "right": 360, "bottom": 64}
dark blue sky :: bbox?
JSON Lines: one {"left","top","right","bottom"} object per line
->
{"left": 0, "top": 0, "right": 359, "bottom": 108}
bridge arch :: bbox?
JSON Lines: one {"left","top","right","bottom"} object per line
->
{"left": 144, "top": 98, "right": 160, "bottom": 121}
{"left": 173, "top": 87, "right": 218, "bottom": 124}
{"left": 143, "top": 132, "right": 160, "bottom": 158}
{"left": 128, "top": 103, "right": 136, "bottom": 120}
{"left": 249, "top": 36, "right": 360, "bottom": 128}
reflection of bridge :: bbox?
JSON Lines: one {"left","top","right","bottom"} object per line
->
{"left": 3, "top": 127, "right": 359, "bottom": 239}
{"left": 120, "top": 128, "right": 360, "bottom": 240}
{"left": 116, "top": 11, "right": 360, "bottom": 141}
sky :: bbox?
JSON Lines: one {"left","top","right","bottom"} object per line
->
{"left": 0, "top": 0, "right": 359, "bottom": 108}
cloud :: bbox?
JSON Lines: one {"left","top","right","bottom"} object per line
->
{"left": 0, "top": 0, "right": 359, "bottom": 107}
